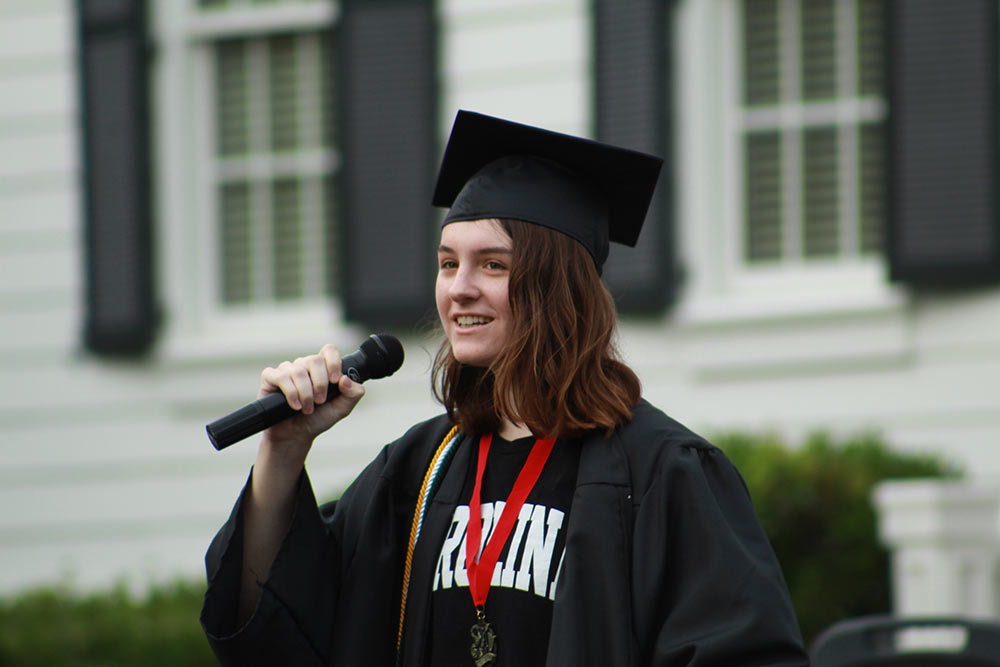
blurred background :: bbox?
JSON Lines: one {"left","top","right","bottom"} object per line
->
{"left": 2, "top": 0, "right": 1000, "bottom": 661}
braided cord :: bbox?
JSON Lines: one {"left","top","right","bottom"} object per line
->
{"left": 395, "top": 425, "right": 461, "bottom": 657}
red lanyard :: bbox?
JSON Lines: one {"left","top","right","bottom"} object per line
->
{"left": 465, "top": 433, "right": 556, "bottom": 609}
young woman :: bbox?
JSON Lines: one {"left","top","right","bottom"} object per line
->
{"left": 201, "top": 111, "right": 809, "bottom": 666}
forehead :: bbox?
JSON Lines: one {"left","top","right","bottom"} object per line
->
{"left": 438, "top": 218, "right": 512, "bottom": 250}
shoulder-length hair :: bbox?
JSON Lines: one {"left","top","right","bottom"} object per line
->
{"left": 432, "top": 218, "right": 640, "bottom": 438}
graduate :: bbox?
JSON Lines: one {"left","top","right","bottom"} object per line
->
{"left": 201, "top": 110, "right": 809, "bottom": 666}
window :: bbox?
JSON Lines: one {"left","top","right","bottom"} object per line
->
{"left": 196, "top": 0, "right": 338, "bottom": 306}
{"left": 152, "top": 0, "right": 435, "bottom": 352}
{"left": 737, "top": 0, "right": 886, "bottom": 267}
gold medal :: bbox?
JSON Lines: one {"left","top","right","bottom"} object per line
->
{"left": 470, "top": 607, "right": 497, "bottom": 666}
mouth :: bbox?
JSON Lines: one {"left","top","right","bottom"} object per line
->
{"left": 455, "top": 315, "right": 492, "bottom": 328}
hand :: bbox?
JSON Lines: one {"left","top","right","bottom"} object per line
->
{"left": 257, "top": 343, "right": 366, "bottom": 460}
{"left": 241, "top": 343, "right": 364, "bottom": 624}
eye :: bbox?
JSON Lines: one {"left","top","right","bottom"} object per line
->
{"left": 485, "top": 260, "right": 507, "bottom": 271}
{"left": 439, "top": 258, "right": 458, "bottom": 270}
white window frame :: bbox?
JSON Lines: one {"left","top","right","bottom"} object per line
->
{"left": 673, "top": 0, "right": 904, "bottom": 326}
{"left": 152, "top": 0, "right": 360, "bottom": 361}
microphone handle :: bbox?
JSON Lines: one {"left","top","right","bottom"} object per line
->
{"left": 206, "top": 385, "right": 344, "bottom": 451}
{"left": 207, "top": 347, "right": 369, "bottom": 451}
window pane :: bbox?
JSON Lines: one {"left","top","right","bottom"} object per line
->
{"left": 857, "top": 0, "right": 885, "bottom": 96}
{"left": 803, "top": 126, "right": 840, "bottom": 257}
{"left": 801, "top": 0, "right": 837, "bottom": 101}
{"left": 272, "top": 178, "right": 302, "bottom": 299}
{"left": 859, "top": 122, "right": 885, "bottom": 255}
{"left": 215, "top": 41, "right": 249, "bottom": 156}
{"left": 220, "top": 182, "right": 253, "bottom": 303}
{"left": 209, "top": 20, "right": 337, "bottom": 305}
{"left": 745, "top": 130, "right": 784, "bottom": 262}
{"left": 269, "top": 35, "right": 299, "bottom": 152}
{"left": 743, "top": 0, "right": 781, "bottom": 106}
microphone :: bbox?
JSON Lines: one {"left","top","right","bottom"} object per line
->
{"left": 206, "top": 333, "right": 404, "bottom": 450}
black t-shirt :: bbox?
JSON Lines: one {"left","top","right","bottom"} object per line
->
{"left": 427, "top": 433, "right": 580, "bottom": 666}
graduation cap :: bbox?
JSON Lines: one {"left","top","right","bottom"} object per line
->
{"left": 432, "top": 110, "right": 663, "bottom": 272}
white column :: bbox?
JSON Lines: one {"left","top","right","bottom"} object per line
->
{"left": 873, "top": 480, "right": 1000, "bottom": 618}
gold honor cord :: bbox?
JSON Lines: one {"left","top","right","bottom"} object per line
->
{"left": 396, "top": 425, "right": 461, "bottom": 661}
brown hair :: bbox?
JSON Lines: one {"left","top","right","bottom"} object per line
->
{"left": 432, "top": 218, "right": 640, "bottom": 438}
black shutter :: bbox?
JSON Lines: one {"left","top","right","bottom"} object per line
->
{"left": 887, "top": 0, "right": 1000, "bottom": 285}
{"left": 594, "top": 0, "right": 678, "bottom": 313}
{"left": 77, "top": 0, "right": 157, "bottom": 355}
{"left": 338, "top": 0, "right": 438, "bottom": 329}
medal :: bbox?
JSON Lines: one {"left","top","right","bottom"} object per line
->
{"left": 470, "top": 606, "right": 497, "bottom": 666}
{"left": 465, "top": 433, "right": 556, "bottom": 666}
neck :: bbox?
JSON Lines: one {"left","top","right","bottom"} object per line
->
{"left": 498, "top": 418, "right": 532, "bottom": 441}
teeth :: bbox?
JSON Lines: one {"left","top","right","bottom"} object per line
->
{"left": 457, "top": 316, "right": 490, "bottom": 327}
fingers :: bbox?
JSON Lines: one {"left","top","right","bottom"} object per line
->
{"left": 260, "top": 345, "right": 344, "bottom": 415}
{"left": 319, "top": 343, "right": 343, "bottom": 392}
{"left": 287, "top": 358, "right": 318, "bottom": 414}
{"left": 305, "top": 354, "right": 331, "bottom": 406}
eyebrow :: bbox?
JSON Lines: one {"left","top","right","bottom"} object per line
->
{"left": 437, "top": 244, "right": 513, "bottom": 256}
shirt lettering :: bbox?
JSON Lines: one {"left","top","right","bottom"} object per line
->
{"left": 433, "top": 501, "right": 567, "bottom": 601}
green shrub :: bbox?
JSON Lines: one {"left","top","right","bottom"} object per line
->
{"left": 0, "top": 579, "right": 215, "bottom": 667}
{"left": 715, "top": 430, "right": 961, "bottom": 648}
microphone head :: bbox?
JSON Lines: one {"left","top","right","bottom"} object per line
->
{"left": 360, "top": 333, "right": 405, "bottom": 379}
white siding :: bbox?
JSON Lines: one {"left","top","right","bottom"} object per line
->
{"left": 441, "top": 0, "right": 589, "bottom": 135}
{"left": 0, "top": 0, "right": 83, "bottom": 593}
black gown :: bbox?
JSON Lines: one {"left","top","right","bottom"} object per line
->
{"left": 201, "top": 399, "right": 809, "bottom": 666}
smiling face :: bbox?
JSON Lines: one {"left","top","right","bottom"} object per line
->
{"left": 436, "top": 219, "right": 514, "bottom": 367}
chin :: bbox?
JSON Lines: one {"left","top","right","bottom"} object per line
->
{"left": 453, "top": 354, "right": 493, "bottom": 368}
{"left": 450, "top": 345, "right": 498, "bottom": 368}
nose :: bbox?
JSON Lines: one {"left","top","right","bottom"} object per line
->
{"left": 448, "top": 266, "right": 479, "bottom": 301}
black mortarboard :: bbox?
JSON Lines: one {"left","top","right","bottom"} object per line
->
{"left": 432, "top": 110, "right": 663, "bottom": 271}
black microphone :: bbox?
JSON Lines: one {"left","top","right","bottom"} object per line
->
{"left": 206, "top": 333, "right": 404, "bottom": 450}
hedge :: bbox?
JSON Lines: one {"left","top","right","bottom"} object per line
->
{"left": 0, "top": 432, "right": 959, "bottom": 663}
{"left": 715, "top": 430, "right": 961, "bottom": 647}
{"left": 0, "top": 579, "right": 215, "bottom": 666}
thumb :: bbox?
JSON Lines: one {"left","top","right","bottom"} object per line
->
{"left": 337, "top": 374, "right": 365, "bottom": 401}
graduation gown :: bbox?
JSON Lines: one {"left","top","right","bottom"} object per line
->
{"left": 201, "top": 399, "right": 809, "bottom": 666}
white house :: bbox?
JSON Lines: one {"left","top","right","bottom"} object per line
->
{"left": 2, "top": 0, "right": 999, "bottom": 621}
